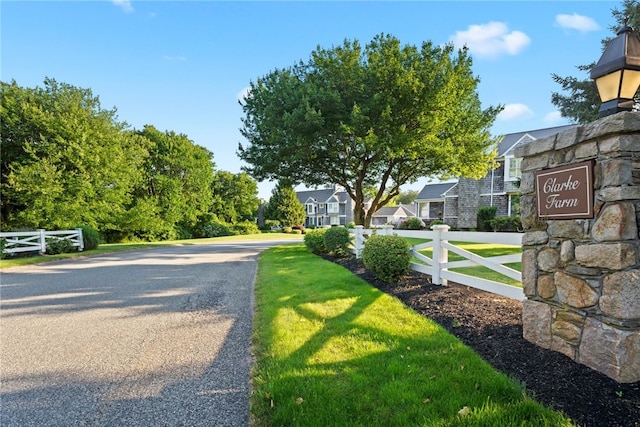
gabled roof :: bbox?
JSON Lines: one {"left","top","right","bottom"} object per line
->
{"left": 296, "top": 188, "right": 338, "bottom": 204}
{"left": 296, "top": 188, "right": 352, "bottom": 204}
{"left": 415, "top": 182, "right": 457, "bottom": 201}
{"left": 371, "top": 205, "right": 416, "bottom": 218}
{"left": 497, "top": 124, "right": 578, "bottom": 157}
{"left": 399, "top": 203, "right": 416, "bottom": 216}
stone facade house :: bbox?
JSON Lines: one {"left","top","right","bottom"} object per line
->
{"left": 415, "top": 125, "right": 578, "bottom": 229}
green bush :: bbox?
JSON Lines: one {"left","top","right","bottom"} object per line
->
{"left": 79, "top": 226, "right": 100, "bottom": 250}
{"left": 46, "top": 238, "right": 76, "bottom": 255}
{"left": 362, "top": 234, "right": 411, "bottom": 282}
{"left": 304, "top": 228, "right": 327, "bottom": 254}
{"left": 477, "top": 206, "right": 497, "bottom": 232}
{"left": 283, "top": 226, "right": 292, "bottom": 234}
{"left": 489, "top": 216, "right": 523, "bottom": 232}
{"left": 202, "top": 220, "right": 236, "bottom": 237}
{"left": 0, "top": 237, "right": 7, "bottom": 259}
{"left": 323, "top": 226, "right": 351, "bottom": 257}
{"left": 347, "top": 221, "right": 356, "bottom": 229}
{"left": 406, "top": 217, "right": 423, "bottom": 230}
{"left": 232, "top": 220, "right": 261, "bottom": 235}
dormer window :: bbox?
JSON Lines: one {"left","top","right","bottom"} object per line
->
{"left": 506, "top": 157, "right": 522, "bottom": 181}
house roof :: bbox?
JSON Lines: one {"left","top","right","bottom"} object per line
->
{"left": 415, "top": 182, "right": 457, "bottom": 201}
{"left": 371, "top": 205, "right": 415, "bottom": 218}
{"left": 296, "top": 188, "right": 351, "bottom": 204}
{"left": 296, "top": 188, "right": 339, "bottom": 204}
{"left": 497, "top": 124, "right": 578, "bottom": 157}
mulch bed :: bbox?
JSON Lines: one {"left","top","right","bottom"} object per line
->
{"left": 325, "top": 254, "right": 640, "bottom": 427}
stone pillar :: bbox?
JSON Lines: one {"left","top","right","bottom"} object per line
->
{"left": 515, "top": 112, "right": 640, "bottom": 383}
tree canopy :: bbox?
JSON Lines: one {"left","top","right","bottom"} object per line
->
{"left": 1, "top": 78, "right": 260, "bottom": 241}
{"left": 264, "top": 182, "right": 306, "bottom": 227}
{"left": 551, "top": 0, "right": 640, "bottom": 123}
{"left": 239, "top": 33, "right": 501, "bottom": 227}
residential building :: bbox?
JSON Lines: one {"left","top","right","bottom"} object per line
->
{"left": 415, "top": 124, "right": 578, "bottom": 229}
{"left": 296, "top": 187, "right": 358, "bottom": 227}
{"left": 370, "top": 204, "right": 417, "bottom": 227}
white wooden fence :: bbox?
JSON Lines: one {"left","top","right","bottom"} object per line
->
{"left": 350, "top": 225, "right": 524, "bottom": 301}
{"left": 0, "top": 229, "right": 85, "bottom": 255}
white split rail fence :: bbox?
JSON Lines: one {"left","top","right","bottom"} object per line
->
{"left": 0, "top": 229, "right": 84, "bottom": 255}
{"left": 350, "top": 225, "right": 524, "bottom": 301}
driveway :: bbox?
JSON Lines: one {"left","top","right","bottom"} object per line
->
{"left": 0, "top": 239, "right": 299, "bottom": 426}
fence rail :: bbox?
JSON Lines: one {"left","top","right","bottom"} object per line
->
{"left": 350, "top": 225, "right": 524, "bottom": 301}
{"left": 1, "top": 229, "right": 85, "bottom": 255}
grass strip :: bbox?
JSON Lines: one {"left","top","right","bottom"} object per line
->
{"left": 251, "top": 244, "right": 573, "bottom": 426}
{"left": 0, "top": 233, "right": 301, "bottom": 269}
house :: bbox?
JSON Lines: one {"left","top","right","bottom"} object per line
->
{"left": 296, "top": 186, "right": 420, "bottom": 228}
{"left": 296, "top": 187, "right": 358, "bottom": 227}
{"left": 370, "top": 204, "right": 417, "bottom": 227}
{"left": 415, "top": 124, "right": 578, "bottom": 229}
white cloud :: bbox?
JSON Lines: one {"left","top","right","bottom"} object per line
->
{"left": 450, "top": 22, "right": 530, "bottom": 59}
{"left": 544, "top": 111, "right": 566, "bottom": 124}
{"left": 112, "top": 0, "right": 134, "bottom": 13}
{"left": 556, "top": 14, "right": 600, "bottom": 32}
{"left": 497, "top": 103, "right": 534, "bottom": 121}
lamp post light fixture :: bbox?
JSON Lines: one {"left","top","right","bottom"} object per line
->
{"left": 590, "top": 20, "right": 640, "bottom": 117}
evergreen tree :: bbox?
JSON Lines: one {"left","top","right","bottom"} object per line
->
{"left": 551, "top": 0, "right": 640, "bottom": 123}
{"left": 265, "top": 182, "right": 306, "bottom": 227}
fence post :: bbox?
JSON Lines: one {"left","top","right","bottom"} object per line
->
{"left": 76, "top": 228, "right": 84, "bottom": 251}
{"left": 38, "top": 229, "right": 46, "bottom": 254}
{"left": 430, "top": 224, "right": 450, "bottom": 286}
{"left": 381, "top": 225, "right": 394, "bottom": 236}
{"left": 354, "top": 225, "right": 364, "bottom": 259}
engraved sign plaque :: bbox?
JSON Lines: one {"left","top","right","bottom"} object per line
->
{"left": 534, "top": 161, "right": 594, "bottom": 219}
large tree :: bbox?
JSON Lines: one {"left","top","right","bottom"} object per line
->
{"left": 1, "top": 78, "right": 148, "bottom": 231}
{"left": 211, "top": 170, "right": 260, "bottom": 223}
{"left": 239, "top": 34, "right": 501, "bottom": 227}
{"left": 551, "top": 0, "right": 640, "bottom": 123}
{"left": 132, "top": 125, "right": 215, "bottom": 240}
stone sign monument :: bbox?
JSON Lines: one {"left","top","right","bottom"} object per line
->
{"left": 515, "top": 112, "right": 639, "bottom": 383}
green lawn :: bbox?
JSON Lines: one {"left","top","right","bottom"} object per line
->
{"left": 251, "top": 244, "right": 573, "bottom": 426}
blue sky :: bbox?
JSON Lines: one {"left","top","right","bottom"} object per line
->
{"left": 2, "top": 1, "right": 619, "bottom": 198}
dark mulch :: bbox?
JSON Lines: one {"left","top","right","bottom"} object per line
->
{"left": 325, "top": 254, "right": 639, "bottom": 427}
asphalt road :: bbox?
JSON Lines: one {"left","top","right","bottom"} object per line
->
{"left": 0, "top": 239, "right": 299, "bottom": 426}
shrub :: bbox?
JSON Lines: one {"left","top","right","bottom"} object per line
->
{"left": 489, "top": 216, "right": 523, "bottom": 232}
{"left": 304, "top": 228, "right": 327, "bottom": 254}
{"left": 79, "top": 226, "right": 100, "bottom": 250}
{"left": 362, "top": 234, "right": 411, "bottom": 282}
{"left": 0, "top": 237, "right": 7, "bottom": 259}
{"left": 347, "top": 221, "right": 356, "bottom": 229}
{"left": 202, "top": 220, "right": 236, "bottom": 237}
{"left": 323, "top": 226, "right": 351, "bottom": 257}
{"left": 46, "top": 238, "right": 76, "bottom": 255}
{"left": 477, "top": 206, "right": 497, "bottom": 232}
{"left": 232, "top": 220, "right": 261, "bottom": 235}
{"left": 283, "top": 226, "right": 292, "bottom": 234}
{"left": 406, "top": 217, "right": 423, "bottom": 230}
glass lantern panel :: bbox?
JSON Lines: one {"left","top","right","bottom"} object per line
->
{"left": 595, "top": 71, "right": 622, "bottom": 102}
{"left": 619, "top": 69, "right": 640, "bottom": 98}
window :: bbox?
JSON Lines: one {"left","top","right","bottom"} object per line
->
{"left": 327, "top": 202, "right": 339, "bottom": 213}
{"left": 509, "top": 194, "right": 521, "bottom": 216}
{"left": 330, "top": 215, "right": 340, "bottom": 225}
{"left": 506, "top": 157, "right": 522, "bottom": 181}
{"left": 306, "top": 203, "right": 316, "bottom": 214}
{"left": 420, "top": 202, "right": 430, "bottom": 218}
